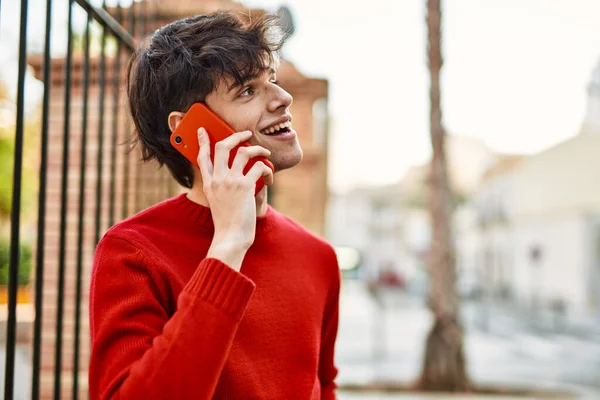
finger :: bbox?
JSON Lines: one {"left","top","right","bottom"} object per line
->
{"left": 196, "top": 128, "right": 213, "bottom": 183}
{"left": 246, "top": 161, "right": 274, "bottom": 186}
{"left": 230, "top": 146, "right": 271, "bottom": 175}
{"left": 213, "top": 130, "right": 253, "bottom": 174}
{"left": 262, "top": 167, "right": 274, "bottom": 186}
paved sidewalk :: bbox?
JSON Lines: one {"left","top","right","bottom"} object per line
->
{"left": 335, "top": 280, "right": 600, "bottom": 399}
{"left": 462, "top": 299, "right": 600, "bottom": 341}
{"left": 338, "top": 392, "right": 558, "bottom": 400}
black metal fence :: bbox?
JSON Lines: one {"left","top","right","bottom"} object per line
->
{"left": 1, "top": 0, "right": 172, "bottom": 398}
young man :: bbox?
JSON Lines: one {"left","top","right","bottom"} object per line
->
{"left": 88, "top": 11, "right": 340, "bottom": 400}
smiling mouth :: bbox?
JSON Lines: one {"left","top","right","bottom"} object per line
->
{"left": 260, "top": 121, "right": 292, "bottom": 135}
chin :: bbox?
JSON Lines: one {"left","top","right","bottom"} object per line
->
{"left": 271, "top": 147, "right": 303, "bottom": 172}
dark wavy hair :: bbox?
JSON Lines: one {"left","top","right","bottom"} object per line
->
{"left": 127, "top": 12, "right": 286, "bottom": 188}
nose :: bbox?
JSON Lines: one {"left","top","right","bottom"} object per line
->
{"left": 268, "top": 84, "right": 293, "bottom": 113}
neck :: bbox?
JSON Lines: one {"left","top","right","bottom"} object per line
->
{"left": 187, "top": 184, "right": 269, "bottom": 217}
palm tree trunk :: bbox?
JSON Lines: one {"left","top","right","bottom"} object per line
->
{"left": 418, "top": 0, "right": 470, "bottom": 391}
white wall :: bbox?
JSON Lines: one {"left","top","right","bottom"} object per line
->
{"left": 514, "top": 134, "right": 600, "bottom": 217}
{"left": 512, "top": 213, "right": 591, "bottom": 316}
{"left": 326, "top": 191, "right": 372, "bottom": 251}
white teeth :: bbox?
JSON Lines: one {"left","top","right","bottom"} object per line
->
{"left": 261, "top": 121, "right": 292, "bottom": 135}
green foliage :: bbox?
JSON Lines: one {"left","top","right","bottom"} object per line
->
{"left": 0, "top": 237, "right": 32, "bottom": 286}
{"left": 0, "top": 98, "right": 41, "bottom": 223}
{"left": 0, "top": 134, "right": 14, "bottom": 216}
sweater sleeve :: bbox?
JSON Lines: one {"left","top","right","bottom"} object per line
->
{"left": 319, "top": 265, "right": 341, "bottom": 399}
{"left": 88, "top": 235, "right": 255, "bottom": 400}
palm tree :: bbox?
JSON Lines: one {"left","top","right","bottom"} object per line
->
{"left": 418, "top": 0, "right": 470, "bottom": 391}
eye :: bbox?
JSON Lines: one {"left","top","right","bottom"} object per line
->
{"left": 270, "top": 80, "right": 280, "bottom": 86}
{"left": 240, "top": 86, "right": 255, "bottom": 97}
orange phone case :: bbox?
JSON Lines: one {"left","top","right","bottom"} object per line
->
{"left": 170, "top": 103, "right": 274, "bottom": 195}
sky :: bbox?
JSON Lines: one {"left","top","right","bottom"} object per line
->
{"left": 2, "top": 0, "right": 600, "bottom": 192}
{"left": 244, "top": 0, "right": 600, "bottom": 192}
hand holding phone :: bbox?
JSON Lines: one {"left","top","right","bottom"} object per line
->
{"left": 170, "top": 103, "right": 274, "bottom": 195}
{"left": 198, "top": 129, "right": 273, "bottom": 269}
{"left": 170, "top": 103, "right": 275, "bottom": 270}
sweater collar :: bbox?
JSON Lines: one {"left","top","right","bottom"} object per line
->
{"left": 173, "top": 193, "right": 277, "bottom": 235}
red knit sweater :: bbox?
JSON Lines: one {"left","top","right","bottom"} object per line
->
{"left": 88, "top": 193, "right": 340, "bottom": 400}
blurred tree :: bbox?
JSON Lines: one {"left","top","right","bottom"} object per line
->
{"left": 0, "top": 237, "right": 32, "bottom": 286}
{"left": 0, "top": 76, "right": 41, "bottom": 291}
{"left": 418, "top": 0, "right": 470, "bottom": 391}
{"left": 0, "top": 79, "right": 41, "bottom": 234}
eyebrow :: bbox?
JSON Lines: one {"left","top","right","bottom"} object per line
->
{"left": 227, "top": 68, "right": 277, "bottom": 93}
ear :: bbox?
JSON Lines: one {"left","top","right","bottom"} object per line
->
{"left": 168, "top": 111, "right": 185, "bottom": 133}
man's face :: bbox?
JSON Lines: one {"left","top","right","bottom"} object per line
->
{"left": 204, "top": 67, "right": 303, "bottom": 172}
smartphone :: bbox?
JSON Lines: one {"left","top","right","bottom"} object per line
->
{"left": 170, "top": 103, "right": 274, "bottom": 195}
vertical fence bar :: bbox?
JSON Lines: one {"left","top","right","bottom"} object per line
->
{"left": 122, "top": 1, "right": 136, "bottom": 219}
{"left": 108, "top": 3, "right": 123, "bottom": 227}
{"left": 54, "top": 1, "right": 74, "bottom": 398}
{"left": 31, "top": 0, "right": 53, "bottom": 397}
{"left": 4, "top": 0, "right": 29, "bottom": 396}
{"left": 72, "top": 12, "right": 92, "bottom": 399}
{"left": 95, "top": 2, "right": 108, "bottom": 246}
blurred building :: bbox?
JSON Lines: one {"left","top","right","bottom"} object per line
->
{"left": 327, "top": 135, "right": 496, "bottom": 285}
{"left": 462, "top": 60, "right": 600, "bottom": 319}
{"left": 458, "top": 154, "right": 523, "bottom": 299}
{"left": 327, "top": 183, "right": 407, "bottom": 281}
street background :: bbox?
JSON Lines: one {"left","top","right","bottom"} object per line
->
{"left": 2, "top": 0, "right": 600, "bottom": 398}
